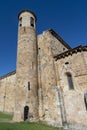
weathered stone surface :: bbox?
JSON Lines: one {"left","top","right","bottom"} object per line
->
{"left": 13, "top": 11, "right": 38, "bottom": 122}
{"left": 56, "top": 51, "right": 87, "bottom": 126}
{"left": 0, "top": 73, "right": 16, "bottom": 112}
{"left": 0, "top": 10, "right": 87, "bottom": 128}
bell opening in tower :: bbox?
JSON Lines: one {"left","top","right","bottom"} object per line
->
{"left": 30, "top": 17, "right": 34, "bottom": 27}
{"left": 19, "top": 17, "right": 22, "bottom": 27}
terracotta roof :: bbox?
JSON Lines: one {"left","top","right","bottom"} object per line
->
{"left": 48, "top": 29, "right": 71, "bottom": 49}
{"left": 54, "top": 45, "right": 87, "bottom": 61}
{"left": 0, "top": 70, "right": 16, "bottom": 80}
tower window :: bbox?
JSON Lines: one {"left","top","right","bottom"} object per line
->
{"left": 30, "top": 17, "right": 34, "bottom": 27}
{"left": 28, "top": 82, "right": 30, "bottom": 91}
{"left": 19, "top": 17, "right": 22, "bottom": 27}
{"left": 66, "top": 73, "right": 74, "bottom": 90}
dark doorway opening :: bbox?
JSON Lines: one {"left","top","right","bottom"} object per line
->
{"left": 24, "top": 106, "right": 29, "bottom": 121}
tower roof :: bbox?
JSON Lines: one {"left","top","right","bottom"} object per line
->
{"left": 18, "top": 10, "right": 37, "bottom": 21}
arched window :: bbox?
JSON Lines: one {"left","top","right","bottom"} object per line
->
{"left": 66, "top": 72, "right": 74, "bottom": 90}
{"left": 30, "top": 17, "right": 34, "bottom": 27}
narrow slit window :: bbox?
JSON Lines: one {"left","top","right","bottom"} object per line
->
{"left": 84, "top": 91, "right": 87, "bottom": 110}
{"left": 66, "top": 73, "right": 74, "bottom": 90}
{"left": 28, "top": 82, "right": 30, "bottom": 91}
{"left": 19, "top": 17, "right": 22, "bottom": 27}
{"left": 30, "top": 17, "right": 34, "bottom": 27}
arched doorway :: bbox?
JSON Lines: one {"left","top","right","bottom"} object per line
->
{"left": 24, "top": 106, "right": 29, "bottom": 121}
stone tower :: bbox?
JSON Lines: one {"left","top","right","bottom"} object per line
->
{"left": 13, "top": 10, "right": 38, "bottom": 122}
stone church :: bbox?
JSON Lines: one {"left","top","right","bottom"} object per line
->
{"left": 0, "top": 10, "right": 87, "bottom": 128}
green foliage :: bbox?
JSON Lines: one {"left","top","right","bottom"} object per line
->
{"left": 0, "top": 122, "right": 63, "bottom": 130}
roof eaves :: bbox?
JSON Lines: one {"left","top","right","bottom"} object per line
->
{"left": 48, "top": 29, "right": 71, "bottom": 49}
{"left": 0, "top": 70, "right": 16, "bottom": 80}
{"left": 54, "top": 45, "right": 87, "bottom": 61}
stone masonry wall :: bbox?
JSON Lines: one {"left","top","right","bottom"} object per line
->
{"left": 0, "top": 73, "right": 16, "bottom": 113}
{"left": 55, "top": 51, "right": 87, "bottom": 126}
{"left": 37, "top": 30, "right": 68, "bottom": 126}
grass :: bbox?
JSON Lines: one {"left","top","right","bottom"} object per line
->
{"left": 0, "top": 112, "right": 63, "bottom": 130}
{"left": 0, "top": 112, "right": 13, "bottom": 122}
{"left": 0, "top": 122, "right": 63, "bottom": 130}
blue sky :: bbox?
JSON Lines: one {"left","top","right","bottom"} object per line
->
{"left": 0, "top": 0, "right": 87, "bottom": 76}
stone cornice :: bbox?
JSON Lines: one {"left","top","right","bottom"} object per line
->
{"left": 54, "top": 45, "right": 87, "bottom": 61}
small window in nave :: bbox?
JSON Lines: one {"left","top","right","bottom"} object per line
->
{"left": 66, "top": 72, "right": 74, "bottom": 90}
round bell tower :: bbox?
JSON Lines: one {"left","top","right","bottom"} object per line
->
{"left": 13, "top": 10, "right": 38, "bottom": 122}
